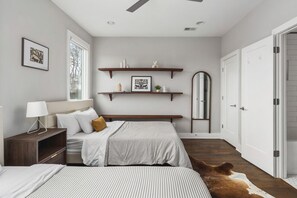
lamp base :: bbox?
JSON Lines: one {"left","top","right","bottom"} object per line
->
{"left": 27, "top": 118, "right": 47, "bottom": 135}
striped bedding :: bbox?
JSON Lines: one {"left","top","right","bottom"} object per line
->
{"left": 28, "top": 166, "right": 211, "bottom": 198}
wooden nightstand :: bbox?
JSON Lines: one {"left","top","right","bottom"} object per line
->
{"left": 5, "top": 128, "right": 66, "bottom": 166}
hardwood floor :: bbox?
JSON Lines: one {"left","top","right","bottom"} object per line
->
{"left": 182, "top": 139, "right": 297, "bottom": 198}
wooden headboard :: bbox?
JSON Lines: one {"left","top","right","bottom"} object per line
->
{"left": 0, "top": 106, "right": 4, "bottom": 165}
{"left": 41, "top": 99, "right": 93, "bottom": 128}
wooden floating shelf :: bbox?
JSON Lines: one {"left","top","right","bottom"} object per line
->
{"left": 98, "top": 67, "right": 183, "bottom": 79}
{"left": 101, "top": 114, "right": 183, "bottom": 123}
{"left": 98, "top": 91, "right": 183, "bottom": 101}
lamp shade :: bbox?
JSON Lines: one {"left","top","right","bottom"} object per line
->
{"left": 26, "top": 101, "right": 48, "bottom": 118}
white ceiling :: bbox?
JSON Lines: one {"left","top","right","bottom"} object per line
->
{"left": 52, "top": 0, "right": 264, "bottom": 37}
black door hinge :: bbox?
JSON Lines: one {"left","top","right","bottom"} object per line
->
{"left": 273, "top": 98, "right": 280, "bottom": 105}
{"left": 222, "top": 124, "right": 224, "bottom": 129}
{"left": 274, "top": 46, "right": 280, "bottom": 54}
{"left": 274, "top": 150, "right": 280, "bottom": 157}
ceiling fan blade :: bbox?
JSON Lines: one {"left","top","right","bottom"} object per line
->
{"left": 127, "top": 0, "right": 150, "bottom": 12}
{"left": 188, "top": 0, "right": 203, "bottom": 2}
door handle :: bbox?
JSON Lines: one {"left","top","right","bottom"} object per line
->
{"left": 230, "top": 104, "right": 237, "bottom": 107}
{"left": 240, "top": 107, "right": 247, "bottom": 111}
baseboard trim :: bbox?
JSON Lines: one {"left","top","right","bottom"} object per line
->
{"left": 178, "top": 133, "right": 222, "bottom": 139}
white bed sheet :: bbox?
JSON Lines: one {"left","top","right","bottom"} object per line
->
{"left": 28, "top": 166, "right": 211, "bottom": 198}
{"left": 67, "top": 122, "right": 120, "bottom": 154}
{"left": 81, "top": 121, "right": 125, "bottom": 166}
{"left": 0, "top": 164, "right": 64, "bottom": 198}
{"left": 67, "top": 132, "right": 88, "bottom": 154}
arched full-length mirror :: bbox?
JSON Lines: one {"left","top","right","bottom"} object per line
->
{"left": 191, "top": 71, "right": 211, "bottom": 133}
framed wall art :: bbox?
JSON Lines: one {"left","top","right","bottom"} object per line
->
{"left": 131, "top": 76, "right": 152, "bottom": 92}
{"left": 22, "top": 38, "right": 49, "bottom": 71}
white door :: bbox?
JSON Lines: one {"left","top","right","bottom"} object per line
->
{"left": 221, "top": 50, "right": 241, "bottom": 149}
{"left": 241, "top": 36, "right": 275, "bottom": 176}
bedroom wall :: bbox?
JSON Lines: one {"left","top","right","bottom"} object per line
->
{"left": 93, "top": 37, "right": 221, "bottom": 133}
{"left": 0, "top": 0, "right": 93, "bottom": 137}
{"left": 221, "top": 0, "right": 297, "bottom": 56}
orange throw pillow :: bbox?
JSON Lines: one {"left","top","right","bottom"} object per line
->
{"left": 92, "top": 116, "right": 107, "bottom": 132}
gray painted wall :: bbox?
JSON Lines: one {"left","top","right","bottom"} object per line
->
{"left": 222, "top": 0, "right": 297, "bottom": 56}
{"left": 0, "top": 0, "right": 93, "bottom": 137}
{"left": 93, "top": 37, "right": 221, "bottom": 133}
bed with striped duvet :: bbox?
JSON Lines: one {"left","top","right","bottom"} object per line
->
{"left": 28, "top": 166, "right": 211, "bottom": 198}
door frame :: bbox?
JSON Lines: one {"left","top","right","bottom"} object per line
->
{"left": 221, "top": 50, "right": 241, "bottom": 152}
{"left": 272, "top": 16, "right": 297, "bottom": 179}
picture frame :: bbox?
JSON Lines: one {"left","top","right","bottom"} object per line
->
{"left": 22, "top": 38, "right": 49, "bottom": 71}
{"left": 131, "top": 76, "right": 152, "bottom": 92}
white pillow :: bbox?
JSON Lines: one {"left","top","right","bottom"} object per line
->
{"left": 75, "top": 108, "right": 98, "bottom": 133}
{"left": 56, "top": 111, "right": 81, "bottom": 136}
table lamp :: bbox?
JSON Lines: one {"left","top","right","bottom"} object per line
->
{"left": 26, "top": 101, "right": 48, "bottom": 134}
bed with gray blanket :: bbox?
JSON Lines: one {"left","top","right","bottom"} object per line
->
{"left": 68, "top": 121, "right": 192, "bottom": 168}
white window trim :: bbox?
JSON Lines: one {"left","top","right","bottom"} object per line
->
{"left": 66, "top": 30, "right": 90, "bottom": 101}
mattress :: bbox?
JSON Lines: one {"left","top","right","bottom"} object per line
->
{"left": 28, "top": 166, "right": 211, "bottom": 198}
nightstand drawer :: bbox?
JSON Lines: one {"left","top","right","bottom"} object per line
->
{"left": 42, "top": 150, "right": 66, "bottom": 164}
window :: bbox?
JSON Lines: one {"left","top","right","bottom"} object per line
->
{"left": 67, "top": 30, "right": 90, "bottom": 100}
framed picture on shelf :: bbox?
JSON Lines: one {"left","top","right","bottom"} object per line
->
{"left": 22, "top": 38, "right": 49, "bottom": 71}
{"left": 131, "top": 76, "right": 152, "bottom": 92}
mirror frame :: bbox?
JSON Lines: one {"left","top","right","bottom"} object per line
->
{"left": 191, "top": 71, "right": 212, "bottom": 133}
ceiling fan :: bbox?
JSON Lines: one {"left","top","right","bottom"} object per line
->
{"left": 127, "top": 0, "right": 203, "bottom": 13}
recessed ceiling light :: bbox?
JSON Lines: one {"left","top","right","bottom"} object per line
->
{"left": 184, "top": 27, "right": 196, "bottom": 31}
{"left": 107, "top": 21, "right": 115, "bottom": 25}
{"left": 196, "top": 21, "right": 205, "bottom": 25}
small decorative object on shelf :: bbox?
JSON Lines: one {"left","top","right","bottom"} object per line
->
{"left": 152, "top": 61, "right": 159, "bottom": 68}
{"left": 123, "top": 59, "right": 126, "bottom": 68}
{"left": 162, "top": 86, "right": 167, "bottom": 92}
{"left": 123, "top": 59, "right": 128, "bottom": 68}
{"left": 116, "top": 83, "right": 122, "bottom": 92}
{"left": 155, "top": 85, "right": 161, "bottom": 92}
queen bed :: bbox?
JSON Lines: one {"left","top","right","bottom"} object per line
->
{"left": 42, "top": 100, "right": 192, "bottom": 168}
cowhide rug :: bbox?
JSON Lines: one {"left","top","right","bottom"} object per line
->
{"left": 190, "top": 156, "right": 274, "bottom": 198}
